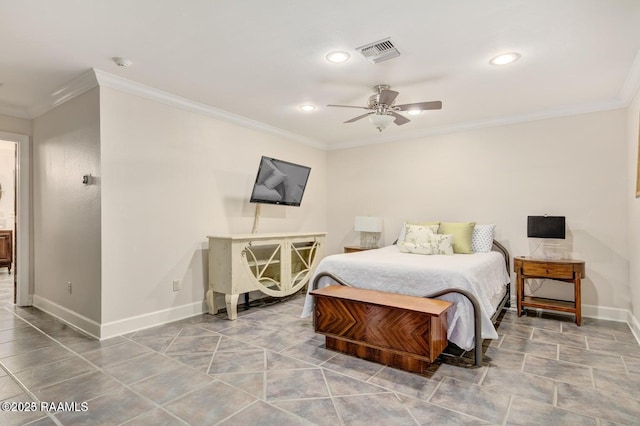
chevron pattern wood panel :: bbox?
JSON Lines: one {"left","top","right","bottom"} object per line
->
{"left": 312, "top": 286, "right": 452, "bottom": 373}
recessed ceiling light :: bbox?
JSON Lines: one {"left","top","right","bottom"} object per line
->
{"left": 489, "top": 52, "right": 521, "bottom": 65}
{"left": 299, "top": 104, "right": 316, "bottom": 112}
{"left": 326, "top": 51, "right": 350, "bottom": 63}
{"left": 407, "top": 110, "right": 422, "bottom": 116}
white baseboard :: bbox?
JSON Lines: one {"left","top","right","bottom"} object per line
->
{"left": 507, "top": 298, "right": 628, "bottom": 321}
{"left": 582, "top": 303, "right": 630, "bottom": 322}
{"left": 629, "top": 310, "right": 640, "bottom": 345}
{"left": 506, "top": 299, "right": 640, "bottom": 345}
{"left": 99, "top": 300, "right": 208, "bottom": 340}
{"left": 32, "top": 295, "right": 101, "bottom": 339}
{"left": 33, "top": 295, "right": 209, "bottom": 340}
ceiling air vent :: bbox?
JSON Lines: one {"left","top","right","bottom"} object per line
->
{"left": 356, "top": 38, "right": 400, "bottom": 64}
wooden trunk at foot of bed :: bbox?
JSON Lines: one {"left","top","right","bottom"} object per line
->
{"left": 311, "top": 286, "right": 453, "bottom": 374}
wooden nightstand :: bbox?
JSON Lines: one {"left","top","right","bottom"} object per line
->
{"left": 514, "top": 256, "right": 585, "bottom": 325}
{"left": 344, "top": 246, "right": 377, "bottom": 253}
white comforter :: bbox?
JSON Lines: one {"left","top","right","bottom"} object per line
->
{"left": 302, "top": 245, "right": 510, "bottom": 350}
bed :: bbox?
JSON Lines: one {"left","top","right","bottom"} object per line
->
{"left": 301, "top": 240, "right": 511, "bottom": 360}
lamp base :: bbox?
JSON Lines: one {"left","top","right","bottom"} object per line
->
{"left": 360, "top": 232, "right": 380, "bottom": 249}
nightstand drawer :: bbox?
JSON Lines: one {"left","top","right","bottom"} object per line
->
{"left": 522, "top": 262, "right": 574, "bottom": 279}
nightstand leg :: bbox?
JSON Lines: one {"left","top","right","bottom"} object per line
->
{"left": 516, "top": 270, "right": 523, "bottom": 317}
{"left": 574, "top": 273, "right": 581, "bottom": 326}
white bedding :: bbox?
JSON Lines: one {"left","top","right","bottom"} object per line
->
{"left": 302, "top": 245, "right": 510, "bottom": 350}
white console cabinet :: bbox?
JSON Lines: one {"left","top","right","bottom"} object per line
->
{"left": 206, "top": 232, "right": 326, "bottom": 320}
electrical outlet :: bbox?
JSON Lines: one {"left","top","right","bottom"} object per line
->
{"left": 172, "top": 280, "right": 181, "bottom": 292}
{"left": 67, "top": 281, "right": 72, "bottom": 294}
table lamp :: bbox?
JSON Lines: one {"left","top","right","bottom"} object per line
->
{"left": 354, "top": 216, "right": 382, "bottom": 248}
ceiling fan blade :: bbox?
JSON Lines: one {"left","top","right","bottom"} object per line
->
{"left": 344, "top": 112, "right": 375, "bottom": 123}
{"left": 378, "top": 89, "right": 399, "bottom": 105}
{"left": 395, "top": 100, "right": 443, "bottom": 111}
{"left": 327, "top": 104, "right": 370, "bottom": 110}
{"left": 390, "top": 111, "right": 410, "bottom": 126}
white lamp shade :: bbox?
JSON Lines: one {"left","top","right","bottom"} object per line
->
{"left": 354, "top": 216, "right": 382, "bottom": 232}
{"left": 368, "top": 114, "right": 394, "bottom": 131}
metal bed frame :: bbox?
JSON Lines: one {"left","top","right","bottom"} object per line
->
{"left": 311, "top": 240, "right": 511, "bottom": 368}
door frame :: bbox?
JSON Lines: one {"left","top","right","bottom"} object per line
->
{"left": 0, "top": 131, "right": 30, "bottom": 306}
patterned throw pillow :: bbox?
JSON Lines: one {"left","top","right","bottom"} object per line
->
{"left": 399, "top": 234, "right": 454, "bottom": 255}
{"left": 397, "top": 221, "right": 440, "bottom": 244}
{"left": 403, "top": 224, "right": 439, "bottom": 244}
{"left": 472, "top": 224, "right": 496, "bottom": 253}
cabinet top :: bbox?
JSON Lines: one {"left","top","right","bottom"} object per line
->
{"left": 208, "top": 232, "right": 327, "bottom": 240}
{"left": 514, "top": 256, "right": 584, "bottom": 265}
{"left": 513, "top": 256, "right": 584, "bottom": 272}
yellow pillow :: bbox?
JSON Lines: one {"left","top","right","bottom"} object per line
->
{"left": 438, "top": 222, "right": 476, "bottom": 254}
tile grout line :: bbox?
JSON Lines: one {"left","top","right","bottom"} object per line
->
{"left": 501, "top": 394, "right": 515, "bottom": 425}
{"left": 319, "top": 365, "right": 346, "bottom": 426}
{"left": 4, "top": 294, "right": 639, "bottom": 425}
{"left": 5, "top": 312, "right": 221, "bottom": 424}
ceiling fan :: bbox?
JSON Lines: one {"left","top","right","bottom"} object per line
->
{"left": 328, "top": 84, "right": 442, "bottom": 132}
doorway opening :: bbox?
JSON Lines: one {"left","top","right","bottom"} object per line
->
{"left": 0, "top": 132, "right": 30, "bottom": 307}
{"left": 0, "top": 140, "right": 16, "bottom": 304}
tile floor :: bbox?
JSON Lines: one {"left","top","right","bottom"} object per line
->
{"left": 1, "top": 269, "right": 640, "bottom": 425}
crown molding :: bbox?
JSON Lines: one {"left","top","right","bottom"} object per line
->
{"left": 28, "top": 69, "right": 99, "bottom": 118}
{"left": 22, "top": 68, "right": 327, "bottom": 150}
{"left": 620, "top": 48, "right": 640, "bottom": 106}
{"left": 92, "top": 69, "right": 327, "bottom": 150}
{"left": 0, "top": 104, "right": 31, "bottom": 119}
{"left": 327, "top": 98, "right": 626, "bottom": 151}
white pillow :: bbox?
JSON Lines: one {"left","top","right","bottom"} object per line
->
{"left": 472, "top": 224, "right": 496, "bottom": 253}
{"left": 399, "top": 233, "right": 454, "bottom": 255}
{"left": 403, "top": 224, "right": 438, "bottom": 244}
{"left": 397, "top": 221, "right": 440, "bottom": 244}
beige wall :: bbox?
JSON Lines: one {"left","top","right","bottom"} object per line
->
{"left": 99, "top": 87, "right": 327, "bottom": 324}
{"left": 628, "top": 88, "right": 640, "bottom": 329}
{"left": 0, "top": 113, "right": 31, "bottom": 136}
{"left": 32, "top": 88, "right": 102, "bottom": 323}
{"left": 327, "top": 110, "right": 629, "bottom": 312}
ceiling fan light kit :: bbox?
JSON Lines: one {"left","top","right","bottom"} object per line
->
{"left": 327, "top": 84, "right": 442, "bottom": 132}
{"left": 368, "top": 114, "right": 394, "bottom": 132}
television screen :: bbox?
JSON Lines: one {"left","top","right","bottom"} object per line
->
{"left": 250, "top": 156, "right": 311, "bottom": 206}
{"left": 527, "top": 216, "right": 566, "bottom": 239}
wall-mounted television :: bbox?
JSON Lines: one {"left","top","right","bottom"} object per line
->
{"left": 250, "top": 156, "right": 311, "bottom": 207}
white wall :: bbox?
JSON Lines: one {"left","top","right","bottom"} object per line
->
{"left": 99, "top": 87, "right": 327, "bottom": 327}
{"left": 327, "top": 110, "right": 628, "bottom": 312}
{"left": 627, "top": 88, "right": 640, "bottom": 334}
{"left": 32, "top": 88, "right": 102, "bottom": 324}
